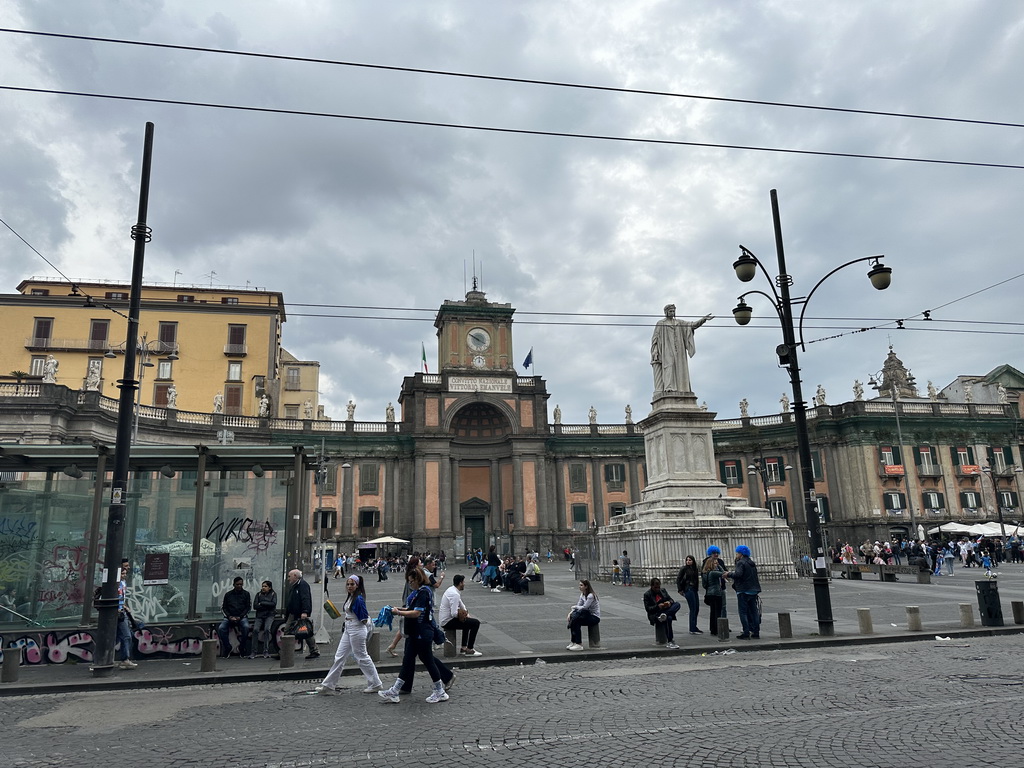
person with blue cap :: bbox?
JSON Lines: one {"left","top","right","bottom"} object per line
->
{"left": 726, "top": 545, "right": 762, "bottom": 639}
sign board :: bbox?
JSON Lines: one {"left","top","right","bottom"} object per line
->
{"left": 883, "top": 464, "right": 905, "bottom": 476}
{"left": 448, "top": 376, "right": 513, "bottom": 393}
{"left": 143, "top": 552, "right": 170, "bottom": 585}
{"left": 961, "top": 464, "right": 981, "bottom": 475}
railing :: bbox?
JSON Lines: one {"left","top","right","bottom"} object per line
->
{"left": 222, "top": 415, "right": 260, "bottom": 428}
{"left": 422, "top": 374, "right": 442, "bottom": 385}
{"left": 23, "top": 337, "right": 112, "bottom": 352}
{"left": 175, "top": 411, "right": 213, "bottom": 425}
{"left": 223, "top": 344, "right": 248, "bottom": 355}
{"left": 0, "top": 383, "right": 41, "bottom": 397}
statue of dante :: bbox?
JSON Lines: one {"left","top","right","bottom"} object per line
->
{"left": 650, "top": 305, "right": 712, "bottom": 393}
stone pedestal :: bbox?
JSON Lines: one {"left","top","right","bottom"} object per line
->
{"left": 599, "top": 392, "right": 796, "bottom": 582}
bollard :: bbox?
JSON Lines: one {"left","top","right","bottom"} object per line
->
{"left": 200, "top": 639, "right": 218, "bottom": 672}
{"left": 279, "top": 634, "right": 296, "bottom": 668}
{"left": 587, "top": 623, "right": 601, "bottom": 649}
{"left": 366, "top": 629, "right": 381, "bottom": 662}
{"left": 1, "top": 646, "right": 22, "bottom": 683}
{"left": 717, "top": 617, "right": 730, "bottom": 641}
{"left": 959, "top": 603, "right": 975, "bottom": 628}
{"left": 1011, "top": 600, "right": 1024, "bottom": 625}
{"left": 857, "top": 608, "right": 873, "bottom": 635}
{"left": 906, "top": 606, "right": 922, "bottom": 632}
{"left": 777, "top": 612, "right": 792, "bottom": 639}
{"left": 443, "top": 628, "right": 458, "bottom": 658}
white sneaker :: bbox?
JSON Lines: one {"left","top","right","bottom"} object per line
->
{"left": 665, "top": 642, "right": 680, "bottom": 649}
{"left": 463, "top": 649, "right": 482, "bottom": 657}
{"left": 378, "top": 689, "right": 400, "bottom": 703}
{"left": 426, "top": 689, "right": 449, "bottom": 703}
{"left": 362, "top": 682, "right": 383, "bottom": 694}
{"left": 566, "top": 643, "right": 584, "bottom": 651}
{"left": 118, "top": 659, "right": 138, "bottom": 669}
{"left": 315, "top": 685, "right": 338, "bottom": 695}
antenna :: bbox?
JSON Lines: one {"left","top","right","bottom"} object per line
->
{"left": 203, "top": 270, "right": 217, "bottom": 286}
{"left": 173, "top": 269, "right": 182, "bottom": 285}
{"left": 463, "top": 260, "right": 467, "bottom": 295}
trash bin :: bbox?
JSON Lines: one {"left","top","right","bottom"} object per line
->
{"left": 976, "top": 580, "right": 1004, "bottom": 627}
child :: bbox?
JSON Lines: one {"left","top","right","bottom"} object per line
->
{"left": 982, "top": 552, "right": 994, "bottom": 578}
{"left": 611, "top": 559, "right": 621, "bottom": 585}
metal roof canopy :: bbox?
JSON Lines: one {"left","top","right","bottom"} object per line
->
{"left": 0, "top": 444, "right": 313, "bottom": 473}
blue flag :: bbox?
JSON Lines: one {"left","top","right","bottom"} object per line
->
{"left": 523, "top": 347, "right": 533, "bottom": 369}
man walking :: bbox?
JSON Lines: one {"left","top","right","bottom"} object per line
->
{"left": 620, "top": 550, "right": 633, "bottom": 586}
{"left": 439, "top": 574, "right": 482, "bottom": 656}
{"left": 281, "top": 568, "right": 319, "bottom": 659}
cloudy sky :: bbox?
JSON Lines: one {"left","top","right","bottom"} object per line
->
{"left": 1, "top": 1, "right": 1022, "bottom": 424}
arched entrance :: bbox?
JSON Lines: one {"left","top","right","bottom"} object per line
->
{"left": 461, "top": 497, "right": 490, "bottom": 553}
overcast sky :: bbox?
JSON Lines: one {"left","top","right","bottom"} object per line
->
{"left": 1, "top": 2, "right": 1022, "bottom": 424}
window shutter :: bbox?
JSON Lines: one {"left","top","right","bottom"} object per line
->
{"left": 893, "top": 446, "right": 903, "bottom": 466}
{"left": 775, "top": 456, "right": 785, "bottom": 480}
{"left": 810, "top": 451, "right": 822, "bottom": 480}
{"left": 913, "top": 447, "right": 921, "bottom": 465}
{"left": 987, "top": 447, "right": 995, "bottom": 466}
{"left": 718, "top": 460, "right": 726, "bottom": 483}
{"left": 949, "top": 446, "right": 959, "bottom": 466}
{"left": 967, "top": 446, "right": 975, "bottom": 464}
{"left": 604, "top": 464, "right": 613, "bottom": 481}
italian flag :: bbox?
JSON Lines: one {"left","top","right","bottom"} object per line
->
{"left": 421, "top": 342, "right": 428, "bottom": 373}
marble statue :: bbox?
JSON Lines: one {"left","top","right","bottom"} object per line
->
{"left": 624, "top": 404, "right": 633, "bottom": 424}
{"left": 258, "top": 393, "right": 270, "bottom": 417}
{"left": 213, "top": 392, "right": 224, "bottom": 413}
{"left": 84, "top": 360, "right": 101, "bottom": 391}
{"left": 345, "top": 399, "right": 355, "bottom": 420}
{"left": 739, "top": 398, "right": 749, "bottom": 418}
{"left": 779, "top": 393, "right": 790, "bottom": 412}
{"left": 927, "top": 380, "right": 938, "bottom": 401}
{"left": 997, "top": 383, "right": 1008, "bottom": 404}
{"left": 588, "top": 405, "right": 597, "bottom": 424}
{"left": 553, "top": 405, "right": 561, "bottom": 424}
{"left": 650, "top": 304, "right": 713, "bottom": 394}
{"left": 386, "top": 402, "right": 395, "bottom": 422}
{"left": 167, "top": 384, "right": 178, "bottom": 409}
{"left": 42, "top": 355, "right": 58, "bottom": 383}
{"left": 815, "top": 385, "right": 826, "bottom": 407}
{"left": 699, "top": 401, "right": 708, "bottom": 411}
{"left": 306, "top": 399, "right": 316, "bottom": 419}
{"left": 964, "top": 384, "right": 973, "bottom": 403}
{"left": 853, "top": 380, "right": 864, "bottom": 401}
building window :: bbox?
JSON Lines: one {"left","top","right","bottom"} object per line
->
{"left": 221, "top": 296, "right": 239, "bottom": 305}
{"left": 157, "top": 360, "right": 173, "bottom": 380}
{"left": 952, "top": 446, "right": 974, "bottom": 467}
{"left": 285, "top": 404, "right": 299, "bottom": 418}
{"left": 32, "top": 317, "right": 53, "bottom": 346}
{"left": 227, "top": 470, "right": 246, "bottom": 492}
{"left": 177, "top": 295, "right": 195, "bottom": 303}
{"left": 285, "top": 367, "right": 301, "bottom": 390}
{"left": 359, "top": 463, "right": 379, "bottom": 494}
{"left": 153, "top": 383, "right": 171, "bottom": 407}
{"left": 990, "top": 446, "right": 1011, "bottom": 473}
{"left": 810, "top": 451, "right": 824, "bottom": 481}
{"left": 105, "top": 292, "right": 128, "bottom": 300}
{"left": 609, "top": 503, "right": 626, "bottom": 518}
{"left": 318, "top": 508, "right": 337, "bottom": 531}
{"left": 922, "top": 491, "right": 945, "bottom": 511}
{"left": 604, "top": 463, "right": 625, "bottom": 490}
{"left": 224, "top": 384, "right": 243, "bottom": 415}
{"left": 884, "top": 492, "right": 906, "bottom": 513}
{"left": 569, "top": 463, "right": 587, "bottom": 493}
{"left": 359, "top": 508, "right": 380, "bottom": 531}
{"left": 998, "top": 491, "right": 1019, "bottom": 509}
{"left": 764, "top": 458, "right": 783, "bottom": 483}
{"left": 960, "top": 491, "right": 981, "bottom": 509}
{"left": 29, "top": 288, "right": 49, "bottom": 296}
{"left": 178, "top": 470, "right": 198, "bottom": 492}
{"left": 30, "top": 356, "right": 46, "bottom": 375}
{"left": 317, "top": 465, "right": 337, "bottom": 495}
{"left": 880, "top": 446, "right": 900, "bottom": 466}
{"left": 225, "top": 325, "right": 247, "bottom": 355}
{"left": 768, "top": 499, "right": 788, "bottom": 520}
{"left": 721, "top": 460, "right": 741, "bottom": 486}
{"left": 89, "top": 319, "right": 109, "bottom": 350}
{"left": 917, "top": 447, "right": 938, "bottom": 475}
{"left": 227, "top": 362, "right": 242, "bottom": 381}
{"left": 158, "top": 322, "right": 178, "bottom": 346}
{"left": 571, "top": 503, "right": 589, "bottom": 531}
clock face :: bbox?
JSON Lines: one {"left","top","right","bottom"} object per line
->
{"left": 467, "top": 327, "right": 491, "bottom": 352}
{"left": 472, "top": 355, "right": 487, "bottom": 368}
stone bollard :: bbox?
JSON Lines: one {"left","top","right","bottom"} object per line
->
{"left": 1011, "top": 601, "right": 1024, "bottom": 625}
{"left": 366, "top": 629, "right": 381, "bottom": 662}
{"left": 200, "top": 639, "right": 218, "bottom": 672}
{"left": 777, "top": 612, "right": 793, "bottom": 639}
{"left": 443, "top": 628, "right": 458, "bottom": 658}
{"left": 959, "top": 603, "right": 975, "bottom": 628}
{"left": 717, "top": 618, "right": 730, "bottom": 641}
{"left": 906, "top": 606, "right": 922, "bottom": 632}
{"left": 857, "top": 608, "right": 873, "bottom": 635}
{"left": 1, "top": 645, "right": 22, "bottom": 683}
{"left": 279, "top": 634, "right": 296, "bottom": 668}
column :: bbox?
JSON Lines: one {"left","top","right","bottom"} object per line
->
{"left": 628, "top": 456, "right": 641, "bottom": 504}
{"left": 555, "top": 457, "right": 566, "bottom": 532}
{"left": 440, "top": 451, "right": 452, "bottom": 536}
{"left": 512, "top": 455, "right": 525, "bottom": 530}
{"left": 534, "top": 454, "right": 550, "bottom": 531}
{"left": 414, "top": 455, "right": 426, "bottom": 535}
{"left": 490, "top": 458, "right": 501, "bottom": 535}
{"left": 384, "top": 457, "right": 396, "bottom": 534}
{"left": 450, "top": 456, "right": 461, "bottom": 536}
{"left": 591, "top": 457, "right": 605, "bottom": 526}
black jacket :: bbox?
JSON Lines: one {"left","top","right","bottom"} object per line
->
{"left": 253, "top": 590, "right": 277, "bottom": 618}
{"left": 285, "top": 578, "right": 312, "bottom": 617}
{"left": 221, "top": 587, "right": 252, "bottom": 619}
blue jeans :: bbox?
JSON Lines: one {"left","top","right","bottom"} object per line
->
{"left": 622, "top": 567, "right": 632, "bottom": 586}
{"left": 736, "top": 592, "right": 761, "bottom": 637}
{"left": 117, "top": 613, "right": 134, "bottom": 661}
{"left": 569, "top": 612, "right": 600, "bottom": 644}
{"left": 683, "top": 587, "right": 700, "bottom": 631}
{"left": 218, "top": 617, "right": 250, "bottom": 656}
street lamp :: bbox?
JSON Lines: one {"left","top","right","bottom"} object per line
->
{"left": 868, "top": 371, "right": 917, "bottom": 539}
{"left": 747, "top": 455, "right": 793, "bottom": 512}
{"left": 731, "top": 189, "right": 893, "bottom": 637}
{"left": 105, "top": 332, "right": 178, "bottom": 444}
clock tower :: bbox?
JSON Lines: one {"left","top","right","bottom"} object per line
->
{"left": 434, "top": 280, "right": 515, "bottom": 372}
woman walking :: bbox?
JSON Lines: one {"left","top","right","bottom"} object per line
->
{"left": 566, "top": 579, "right": 601, "bottom": 651}
{"left": 676, "top": 555, "right": 702, "bottom": 635}
{"left": 316, "top": 575, "right": 383, "bottom": 694}
{"left": 378, "top": 568, "right": 450, "bottom": 704}
{"left": 250, "top": 580, "right": 277, "bottom": 658}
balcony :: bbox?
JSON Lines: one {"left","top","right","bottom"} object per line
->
{"left": 24, "top": 337, "right": 112, "bottom": 353}
{"left": 916, "top": 464, "right": 942, "bottom": 477}
{"left": 223, "top": 344, "right": 247, "bottom": 356}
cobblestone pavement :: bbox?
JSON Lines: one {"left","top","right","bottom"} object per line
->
{"left": 4, "top": 633, "right": 1024, "bottom": 767}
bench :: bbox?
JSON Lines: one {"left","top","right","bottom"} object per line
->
{"left": 522, "top": 574, "right": 545, "bottom": 595}
{"left": 829, "top": 563, "right": 931, "bottom": 584}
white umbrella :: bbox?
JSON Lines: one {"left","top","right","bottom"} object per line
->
{"left": 363, "top": 535, "right": 410, "bottom": 545}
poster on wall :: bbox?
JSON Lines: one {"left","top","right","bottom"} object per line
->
{"left": 143, "top": 552, "right": 170, "bottom": 585}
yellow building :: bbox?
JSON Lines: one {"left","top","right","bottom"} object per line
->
{"left": 0, "top": 278, "right": 318, "bottom": 418}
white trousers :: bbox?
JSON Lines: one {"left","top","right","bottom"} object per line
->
{"left": 321, "top": 619, "right": 381, "bottom": 689}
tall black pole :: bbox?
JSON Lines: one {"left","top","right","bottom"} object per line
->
{"left": 770, "top": 189, "right": 835, "bottom": 637}
{"left": 91, "top": 122, "right": 155, "bottom": 676}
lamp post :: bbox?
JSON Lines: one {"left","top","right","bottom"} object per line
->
{"left": 868, "top": 373, "right": 917, "bottom": 539}
{"left": 747, "top": 454, "right": 793, "bottom": 513}
{"left": 731, "top": 189, "right": 893, "bottom": 637}
{"left": 105, "top": 332, "right": 178, "bottom": 444}
{"left": 980, "top": 465, "right": 1024, "bottom": 539}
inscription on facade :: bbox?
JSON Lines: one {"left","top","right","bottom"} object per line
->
{"left": 448, "top": 376, "right": 513, "bottom": 393}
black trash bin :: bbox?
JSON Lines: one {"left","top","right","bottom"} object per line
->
{"left": 976, "top": 580, "right": 1004, "bottom": 627}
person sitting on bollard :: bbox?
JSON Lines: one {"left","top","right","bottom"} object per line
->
{"left": 643, "top": 577, "right": 681, "bottom": 649}
{"left": 439, "top": 574, "right": 482, "bottom": 656}
{"left": 566, "top": 579, "right": 600, "bottom": 651}
{"left": 217, "top": 577, "right": 252, "bottom": 658}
